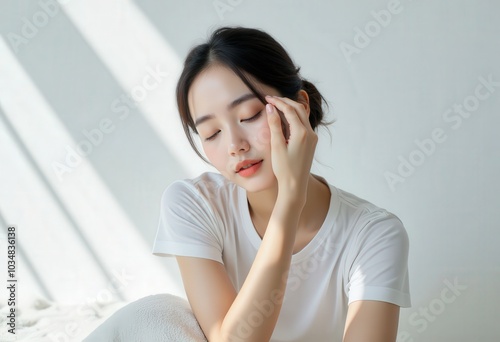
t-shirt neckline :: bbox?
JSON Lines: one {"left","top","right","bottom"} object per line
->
{"left": 238, "top": 174, "right": 339, "bottom": 263}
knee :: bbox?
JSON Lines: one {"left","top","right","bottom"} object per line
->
{"left": 84, "top": 294, "right": 207, "bottom": 342}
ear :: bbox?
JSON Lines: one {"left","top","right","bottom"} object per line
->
{"left": 297, "top": 89, "right": 310, "bottom": 115}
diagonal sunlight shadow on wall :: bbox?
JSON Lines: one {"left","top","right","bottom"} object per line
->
{"left": 0, "top": 39, "right": 185, "bottom": 303}
{"left": 0, "top": 1, "right": 186, "bottom": 301}
{"left": 0, "top": 1, "right": 189, "bottom": 302}
{"left": 0, "top": 104, "right": 125, "bottom": 301}
{"left": 132, "top": 0, "right": 225, "bottom": 58}
{"left": 59, "top": 0, "right": 209, "bottom": 177}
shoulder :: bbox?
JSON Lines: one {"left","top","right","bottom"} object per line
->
{"left": 333, "top": 186, "right": 408, "bottom": 246}
{"left": 162, "top": 172, "right": 235, "bottom": 202}
{"left": 160, "top": 172, "right": 240, "bottom": 219}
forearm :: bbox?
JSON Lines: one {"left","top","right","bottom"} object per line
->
{"left": 219, "top": 194, "right": 302, "bottom": 342}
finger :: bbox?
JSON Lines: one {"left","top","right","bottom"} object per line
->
{"left": 265, "top": 97, "right": 303, "bottom": 130}
{"left": 275, "top": 96, "right": 312, "bottom": 130}
{"left": 266, "top": 97, "right": 308, "bottom": 146}
{"left": 265, "top": 96, "right": 309, "bottom": 128}
{"left": 265, "top": 98, "right": 309, "bottom": 143}
{"left": 266, "top": 104, "right": 287, "bottom": 150}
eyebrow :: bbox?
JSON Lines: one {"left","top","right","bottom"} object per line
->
{"left": 194, "top": 93, "right": 257, "bottom": 127}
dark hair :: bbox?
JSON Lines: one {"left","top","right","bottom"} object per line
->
{"left": 176, "top": 26, "right": 333, "bottom": 163}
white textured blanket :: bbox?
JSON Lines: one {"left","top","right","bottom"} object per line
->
{"left": 83, "top": 294, "right": 207, "bottom": 342}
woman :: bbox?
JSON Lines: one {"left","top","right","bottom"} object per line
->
{"left": 153, "top": 26, "right": 411, "bottom": 342}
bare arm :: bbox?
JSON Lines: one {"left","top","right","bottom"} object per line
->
{"left": 178, "top": 194, "right": 302, "bottom": 341}
{"left": 178, "top": 94, "right": 317, "bottom": 341}
{"left": 343, "top": 301, "right": 400, "bottom": 342}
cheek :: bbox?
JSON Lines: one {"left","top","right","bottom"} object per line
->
{"left": 250, "top": 120, "right": 271, "bottom": 150}
{"left": 203, "top": 144, "right": 222, "bottom": 165}
{"left": 202, "top": 143, "right": 232, "bottom": 176}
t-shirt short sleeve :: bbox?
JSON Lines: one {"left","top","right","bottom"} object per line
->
{"left": 152, "top": 180, "right": 224, "bottom": 264}
{"left": 345, "top": 211, "right": 411, "bottom": 308}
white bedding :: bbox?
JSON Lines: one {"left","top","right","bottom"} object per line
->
{"left": 0, "top": 294, "right": 206, "bottom": 342}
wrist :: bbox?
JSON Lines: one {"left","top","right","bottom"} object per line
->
{"left": 276, "top": 190, "right": 306, "bottom": 212}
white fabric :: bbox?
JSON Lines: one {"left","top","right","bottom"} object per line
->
{"left": 83, "top": 294, "right": 207, "bottom": 342}
{"left": 153, "top": 172, "right": 411, "bottom": 341}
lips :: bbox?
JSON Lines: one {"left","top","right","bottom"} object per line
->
{"left": 235, "top": 159, "right": 263, "bottom": 173}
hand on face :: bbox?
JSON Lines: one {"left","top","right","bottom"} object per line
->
{"left": 265, "top": 95, "right": 318, "bottom": 207}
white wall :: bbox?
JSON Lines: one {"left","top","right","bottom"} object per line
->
{"left": 0, "top": 0, "right": 498, "bottom": 341}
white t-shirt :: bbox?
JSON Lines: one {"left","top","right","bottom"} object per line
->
{"left": 152, "top": 172, "right": 411, "bottom": 341}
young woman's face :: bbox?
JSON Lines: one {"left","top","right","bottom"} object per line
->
{"left": 188, "top": 65, "right": 281, "bottom": 192}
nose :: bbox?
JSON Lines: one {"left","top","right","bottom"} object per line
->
{"left": 227, "top": 128, "right": 250, "bottom": 156}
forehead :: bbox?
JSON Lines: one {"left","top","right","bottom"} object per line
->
{"left": 187, "top": 65, "right": 269, "bottom": 119}
{"left": 189, "top": 65, "right": 245, "bottom": 105}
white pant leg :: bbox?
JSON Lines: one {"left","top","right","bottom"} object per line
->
{"left": 83, "top": 294, "right": 207, "bottom": 342}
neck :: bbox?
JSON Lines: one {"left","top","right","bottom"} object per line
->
{"left": 246, "top": 174, "right": 331, "bottom": 235}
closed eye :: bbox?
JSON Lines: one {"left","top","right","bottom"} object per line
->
{"left": 204, "top": 111, "right": 263, "bottom": 142}
{"left": 205, "top": 131, "right": 220, "bottom": 141}
{"left": 242, "top": 111, "right": 263, "bottom": 122}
